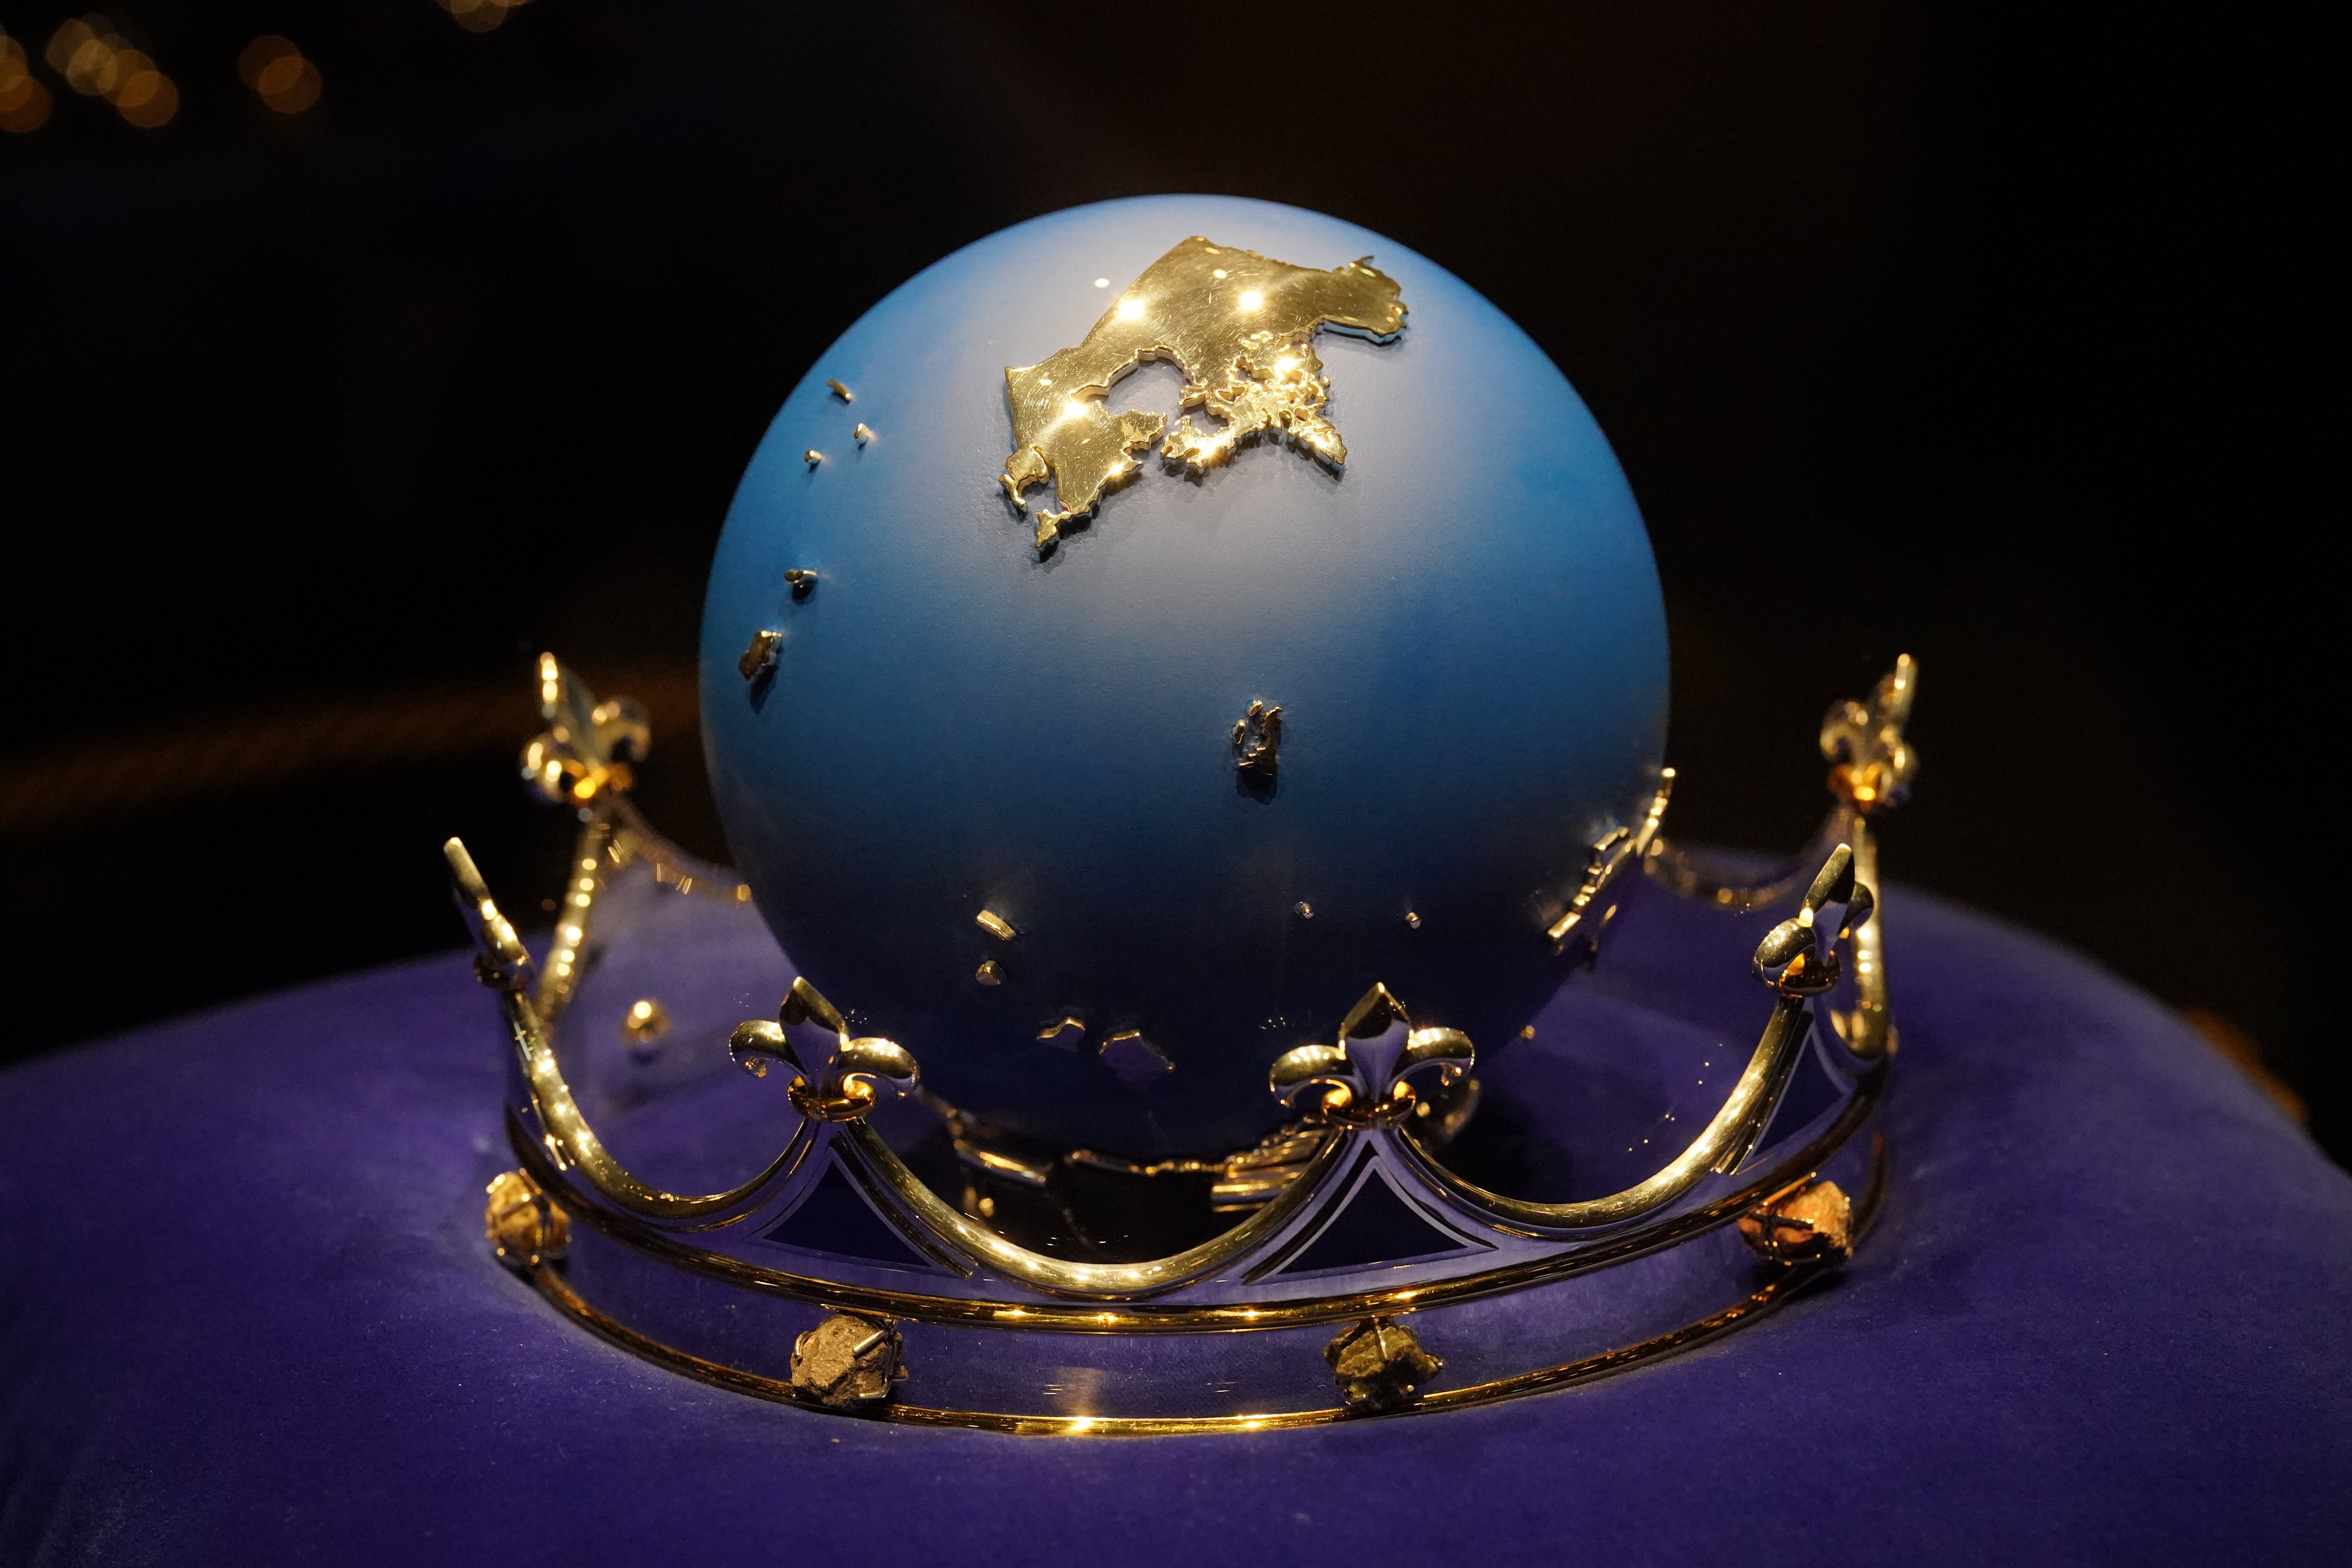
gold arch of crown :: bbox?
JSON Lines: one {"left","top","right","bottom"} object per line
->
{"left": 449, "top": 652, "right": 1918, "bottom": 1319}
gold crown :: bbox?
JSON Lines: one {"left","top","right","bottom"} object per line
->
{"left": 452, "top": 653, "right": 1917, "bottom": 1433}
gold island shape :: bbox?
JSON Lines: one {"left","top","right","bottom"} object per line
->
{"left": 1000, "top": 237, "right": 1407, "bottom": 550}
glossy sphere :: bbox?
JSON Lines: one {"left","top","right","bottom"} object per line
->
{"left": 702, "top": 197, "right": 1667, "bottom": 1156}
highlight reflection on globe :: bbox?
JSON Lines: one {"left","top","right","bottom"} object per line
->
{"left": 701, "top": 195, "right": 1668, "bottom": 1158}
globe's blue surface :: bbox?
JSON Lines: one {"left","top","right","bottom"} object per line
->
{"left": 702, "top": 196, "right": 1667, "bottom": 1156}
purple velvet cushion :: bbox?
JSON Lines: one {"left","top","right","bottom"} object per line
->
{"left": 4, "top": 891, "right": 2348, "bottom": 1566}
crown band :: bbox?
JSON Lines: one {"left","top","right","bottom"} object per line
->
{"left": 455, "top": 656, "right": 1918, "bottom": 1426}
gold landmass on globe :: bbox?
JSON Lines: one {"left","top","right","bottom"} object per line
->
{"left": 999, "top": 236, "right": 1407, "bottom": 550}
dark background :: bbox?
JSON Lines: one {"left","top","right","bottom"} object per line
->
{"left": 3, "top": 4, "right": 2331, "bottom": 1158}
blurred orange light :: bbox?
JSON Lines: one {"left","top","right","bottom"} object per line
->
{"left": 263, "top": 60, "right": 319, "bottom": 113}
{"left": 237, "top": 35, "right": 297, "bottom": 85}
{"left": 116, "top": 70, "right": 174, "bottom": 126}
{"left": 238, "top": 37, "right": 322, "bottom": 115}
{"left": 436, "top": 0, "right": 531, "bottom": 34}
{"left": 38, "top": 16, "right": 175, "bottom": 127}
{"left": 0, "top": 32, "right": 52, "bottom": 133}
{"left": 44, "top": 19, "right": 95, "bottom": 76}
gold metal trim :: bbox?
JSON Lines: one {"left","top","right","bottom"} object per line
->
{"left": 1646, "top": 654, "right": 1916, "bottom": 918}
{"left": 508, "top": 1063, "right": 1880, "bottom": 1332}
{"left": 1645, "top": 809, "right": 1854, "bottom": 912}
{"left": 1399, "top": 996, "right": 1813, "bottom": 1230}
{"left": 1548, "top": 771, "right": 1673, "bottom": 943}
{"left": 606, "top": 798, "right": 748, "bottom": 904}
{"left": 1406, "top": 842, "right": 1880, "bottom": 1232}
{"left": 716, "top": 972, "right": 1352, "bottom": 1299}
{"left": 521, "top": 1133, "right": 1885, "bottom": 1436}
{"left": 533, "top": 813, "right": 610, "bottom": 1029}
{"left": 459, "top": 656, "right": 1906, "bottom": 1315}
{"left": 838, "top": 1116, "right": 1343, "bottom": 1299}
{"left": 448, "top": 837, "right": 805, "bottom": 1225}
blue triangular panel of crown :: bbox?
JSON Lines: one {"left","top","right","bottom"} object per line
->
{"left": 759, "top": 1161, "right": 934, "bottom": 1270}
{"left": 1275, "top": 1164, "right": 1486, "bottom": 1276}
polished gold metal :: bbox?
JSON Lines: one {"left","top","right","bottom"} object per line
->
{"left": 930, "top": 1104, "right": 1056, "bottom": 1190}
{"left": 535, "top": 816, "right": 610, "bottom": 1027}
{"left": 1211, "top": 1123, "right": 1334, "bottom": 1209}
{"left": 452, "top": 838, "right": 800, "bottom": 1225}
{"left": 790, "top": 1314, "right": 904, "bottom": 1409}
{"left": 461, "top": 655, "right": 1904, "bottom": 1326}
{"left": 621, "top": 998, "right": 670, "bottom": 1046}
{"left": 1000, "top": 237, "right": 1406, "bottom": 548}
{"left": 803, "top": 448, "right": 824, "bottom": 466}
{"left": 465, "top": 806, "right": 1871, "bottom": 1300}
{"left": 503, "top": 665, "right": 750, "bottom": 1027}
{"left": 1326, "top": 1316, "right": 1443, "bottom": 1412}
{"left": 456, "top": 653, "right": 1913, "bottom": 1432}
{"left": 975, "top": 960, "right": 1004, "bottom": 986}
{"left": 522, "top": 653, "right": 646, "bottom": 806}
{"left": 1824, "top": 655, "right": 1918, "bottom": 814}
{"left": 519, "top": 1136, "right": 1884, "bottom": 1434}
{"left": 1232, "top": 700, "right": 1282, "bottom": 779}
{"left": 1547, "top": 770, "right": 1673, "bottom": 944}
{"left": 737, "top": 629, "right": 782, "bottom": 681}
{"left": 1339, "top": 980, "right": 1410, "bottom": 1040}
{"left": 834, "top": 1112, "right": 1346, "bottom": 1301}
{"left": 730, "top": 982, "right": 921, "bottom": 1125}
{"left": 465, "top": 822, "right": 1862, "bottom": 1303}
{"left": 1647, "top": 659, "right": 1916, "bottom": 917}
{"left": 719, "top": 976, "right": 1353, "bottom": 1297}
{"left": 608, "top": 793, "right": 751, "bottom": 904}
{"left": 1405, "top": 911, "right": 1421, "bottom": 929}
{"left": 1645, "top": 659, "right": 1912, "bottom": 1060}
{"left": 777, "top": 973, "right": 844, "bottom": 1032}
{"left": 517, "top": 661, "right": 653, "bottom": 1024}
{"left": 1753, "top": 845, "right": 1874, "bottom": 998}
{"left": 783, "top": 569, "right": 817, "bottom": 599}
{"left": 1399, "top": 840, "right": 1875, "bottom": 1232}
{"left": 485, "top": 1168, "right": 570, "bottom": 1268}
{"left": 1036, "top": 1015, "right": 1085, "bottom": 1043}
{"left": 448, "top": 837, "right": 535, "bottom": 993}
{"left": 974, "top": 909, "right": 1017, "bottom": 941}
{"left": 1056, "top": 1119, "right": 1330, "bottom": 1211}
{"left": 512, "top": 1103, "right": 1882, "bottom": 1333}
{"left": 826, "top": 379, "right": 853, "bottom": 403}
{"left": 853, "top": 422, "right": 874, "bottom": 445}
{"left": 1294, "top": 902, "right": 1313, "bottom": 919}
{"left": 1270, "top": 983, "right": 1474, "bottom": 1127}
{"left": 1738, "top": 1176, "right": 1853, "bottom": 1263}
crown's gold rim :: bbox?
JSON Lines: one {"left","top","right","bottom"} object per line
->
{"left": 507, "top": 1056, "right": 1882, "bottom": 1333}
{"left": 521, "top": 1132, "right": 1886, "bottom": 1436}
{"left": 468, "top": 653, "right": 1914, "bottom": 1350}
{"left": 472, "top": 798, "right": 1874, "bottom": 1296}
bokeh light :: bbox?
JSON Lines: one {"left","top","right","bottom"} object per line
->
{"left": 0, "top": 30, "right": 55, "bottom": 133}
{"left": 43, "top": 15, "right": 176, "bottom": 127}
{"left": 436, "top": 0, "right": 533, "bottom": 35}
{"left": 238, "top": 35, "right": 321, "bottom": 115}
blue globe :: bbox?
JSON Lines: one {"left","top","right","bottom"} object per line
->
{"left": 702, "top": 196, "right": 1667, "bottom": 1156}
